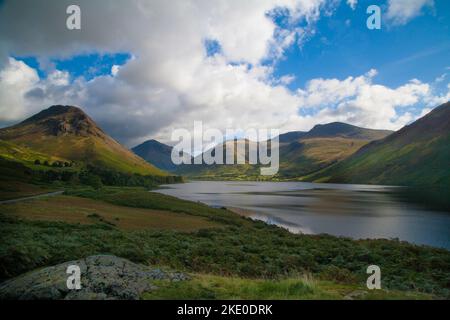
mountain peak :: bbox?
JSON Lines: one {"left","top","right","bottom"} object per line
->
{"left": 18, "top": 105, "right": 102, "bottom": 137}
{"left": 0, "top": 105, "right": 166, "bottom": 176}
{"left": 307, "top": 122, "right": 392, "bottom": 140}
{"left": 279, "top": 122, "right": 393, "bottom": 143}
{"left": 21, "top": 105, "right": 84, "bottom": 122}
{"left": 310, "top": 122, "right": 359, "bottom": 135}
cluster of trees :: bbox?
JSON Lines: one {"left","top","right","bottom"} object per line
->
{"left": 35, "top": 164, "right": 182, "bottom": 189}
{"left": 34, "top": 159, "right": 74, "bottom": 168}
{"left": 86, "top": 165, "right": 182, "bottom": 188}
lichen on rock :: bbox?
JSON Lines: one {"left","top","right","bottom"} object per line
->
{"left": 0, "top": 255, "right": 189, "bottom": 300}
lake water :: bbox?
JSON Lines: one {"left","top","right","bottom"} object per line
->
{"left": 154, "top": 181, "right": 450, "bottom": 250}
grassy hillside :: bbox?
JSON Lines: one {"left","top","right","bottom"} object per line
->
{"left": 1, "top": 194, "right": 219, "bottom": 231}
{"left": 278, "top": 137, "right": 369, "bottom": 177}
{"left": 305, "top": 102, "right": 450, "bottom": 187}
{"left": 176, "top": 123, "right": 392, "bottom": 180}
{"left": 0, "top": 105, "right": 166, "bottom": 176}
{"left": 132, "top": 139, "right": 192, "bottom": 172}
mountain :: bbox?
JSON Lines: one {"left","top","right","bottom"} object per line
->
{"left": 0, "top": 105, "right": 166, "bottom": 176}
{"left": 132, "top": 139, "right": 191, "bottom": 172}
{"left": 176, "top": 123, "right": 393, "bottom": 179}
{"left": 305, "top": 102, "right": 450, "bottom": 186}
{"left": 176, "top": 139, "right": 262, "bottom": 179}
{"left": 278, "top": 122, "right": 392, "bottom": 143}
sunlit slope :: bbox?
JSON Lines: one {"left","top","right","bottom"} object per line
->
{"left": 176, "top": 123, "right": 392, "bottom": 179}
{"left": 0, "top": 105, "right": 166, "bottom": 176}
{"left": 305, "top": 102, "right": 450, "bottom": 186}
{"left": 278, "top": 137, "right": 369, "bottom": 177}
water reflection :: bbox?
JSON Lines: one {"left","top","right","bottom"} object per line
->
{"left": 155, "top": 181, "right": 450, "bottom": 249}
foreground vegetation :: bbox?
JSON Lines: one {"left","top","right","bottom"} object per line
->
{"left": 0, "top": 195, "right": 219, "bottom": 231}
{"left": 1, "top": 186, "right": 449, "bottom": 299}
{"left": 143, "top": 274, "right": 433, "bottom": 300}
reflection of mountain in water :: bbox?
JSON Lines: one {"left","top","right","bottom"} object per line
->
{"left": 155, "top": 181, "right": 450, "bottom": 249}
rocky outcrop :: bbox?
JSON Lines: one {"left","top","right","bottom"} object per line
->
{"left": 0, "top": 255, "right": 189, "bottom": 300}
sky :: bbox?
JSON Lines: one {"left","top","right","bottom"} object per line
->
{"left": 0, "top": 0, "right": 449, "bottom": 147}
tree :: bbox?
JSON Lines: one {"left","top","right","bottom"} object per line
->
{"left": 80, "top": 172, "right": 103, "bottom": 190}
{"left": 34, "top": 159, "right": 41, "bottom": 165}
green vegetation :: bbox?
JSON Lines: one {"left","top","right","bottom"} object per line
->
{"left": 1, "top": 195, "right": 219, "bottom": 231}
{"left": 1, "top": 105, "right": 449, "bottom": 300}
{"left": 0, "top": 105, "right": 166, "bottom": 176}
{"left": 305, "top": 103, "right": 450, "bottom": 187}
{"left": 143, "top": 274, "right": 433, "bottom": 300}
{"left": 176, "top": 135, "right": 389, "bottom": 181}
{"left": 0, "top": 156, "right": 182, "bottom": 200}
{"left": 305, "top": 134, "right": 450, "bottom": 187}
{"left": 1, "top": 187, "right": 449, "bottom": 299}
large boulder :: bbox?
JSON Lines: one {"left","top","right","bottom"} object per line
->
{"left": 0, "top": 255, "right": 188, "bottom": 300}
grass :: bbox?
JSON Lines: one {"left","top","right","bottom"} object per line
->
{"left": 305, "top": 133, "right": 450, "bottom": 188}
{"left": 142, "top": 274, "right": 434, "bottom": 300}
{"left": 177, "top": 137, "right": 371, "bottom": 180}
{"left": 0, "top": 180, "right": 55, "bottom": 201}
{"left": 0, "top": 195, "right": 220, "bottom": 231}
{"left": 1, "top": 132, "right": 166, "bottom": 176}
{"left": 0, "top": 140, "right": 67, "bottom": 167}
{"left": 1, "top": 186, "right": 449, "bottom": 299}
{"left": 64, "top": 187, "right": 246, "bottom": 226}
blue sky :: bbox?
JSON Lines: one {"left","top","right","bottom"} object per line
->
{"left": 272, "top": 0, "right": 450, "bottom": 89}
{"left": 1, "top": 0, "right": 449, "bottom": 145}
{"left": 14, "top": 0, "right": 449, "bottom": 94}
{"left": 16, "top": 53, "right": 131, "bottom": 81}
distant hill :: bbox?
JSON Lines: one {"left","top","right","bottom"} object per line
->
{"left": 175, "top": 139, "right": 262, "bottom": 179}
{"left": 0, "top": 105, "right": 166, "bottom": 176}
{"left": 305, "top": 102, "right": 450, "bottom": 186}
{"left": 176, "top": 123, "right": 393, "bottom": 179}
{"left": 132, "top": 139, "right": 191, "bottom": 172}
{"left": 279, "top": 122, "right": 392, "bottom": 143}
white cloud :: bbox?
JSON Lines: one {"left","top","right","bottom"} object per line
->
{"left": 424, "top": 83, "right": 450, "bottom": 107}
{"left": 435, "top": 73, "right": 446, "bottom": 83}
{"left": 0, "top": 58, "right": 39, "bottom": 122}
{"left": 346, "top": 0, "right": 357, "bottom": 10}
{"left": 111, "top": 65, "right": 120, "bottom": 77}
{"left": 295, "top": 69, "right": 442, "bottom": 130}
{"left": 279, "top": 74, "right": 296, "bottom": 85}
{"left": 0, "top": 0, "right": 447, "bottom": 146}
{"left": 386, "top": 0, "right": 434, "bottom": 26}
{"left": 0, "top": 0, "right": 327, "bottom": 144}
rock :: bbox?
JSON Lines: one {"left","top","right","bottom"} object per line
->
{"left": 0, "top": 255, "right": 189, "bottom": 300}
{"left": 343, "top": 290, "right": 368, "bottom": 300}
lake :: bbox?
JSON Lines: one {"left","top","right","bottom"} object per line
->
{"left": 154, "top": 181, "right": 450, "bottom": 250}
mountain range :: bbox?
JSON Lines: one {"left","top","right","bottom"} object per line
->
{"left": 304, "top": 102, "right": 450, "bottom": 186}
{"left": 1, "top": 102, "right": 448, "bottom": 187}
{"left": 143, "top": 122, "right": 394, "bottom": 180}
{"left": 132, "top": 102, "right": 449, "bottom": 187}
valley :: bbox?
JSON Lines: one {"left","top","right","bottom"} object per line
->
{"left": 0, "top": 103, "right": 449, "bottom": 300}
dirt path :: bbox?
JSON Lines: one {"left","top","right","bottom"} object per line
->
{"left": 0, "top": 191, "right": 64, "bottom": 204}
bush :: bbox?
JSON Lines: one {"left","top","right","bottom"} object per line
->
{"left": 80, "top": 173, "right": 103, "bottom": 190}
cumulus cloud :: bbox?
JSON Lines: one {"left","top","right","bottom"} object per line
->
{"left": 386, "top": 0, "right": 434, "bottom": 26}
{"left": 0, "top": 58, "right": 39, "bottom": 123}
{"left": 0, "top": 0, "right": 326, "bottom": 144}
{"left": 295, "top": 69, "right": 439, "bottom": 130}
{"left": 0, "top": 0, "right": 447, "bottom": 146}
